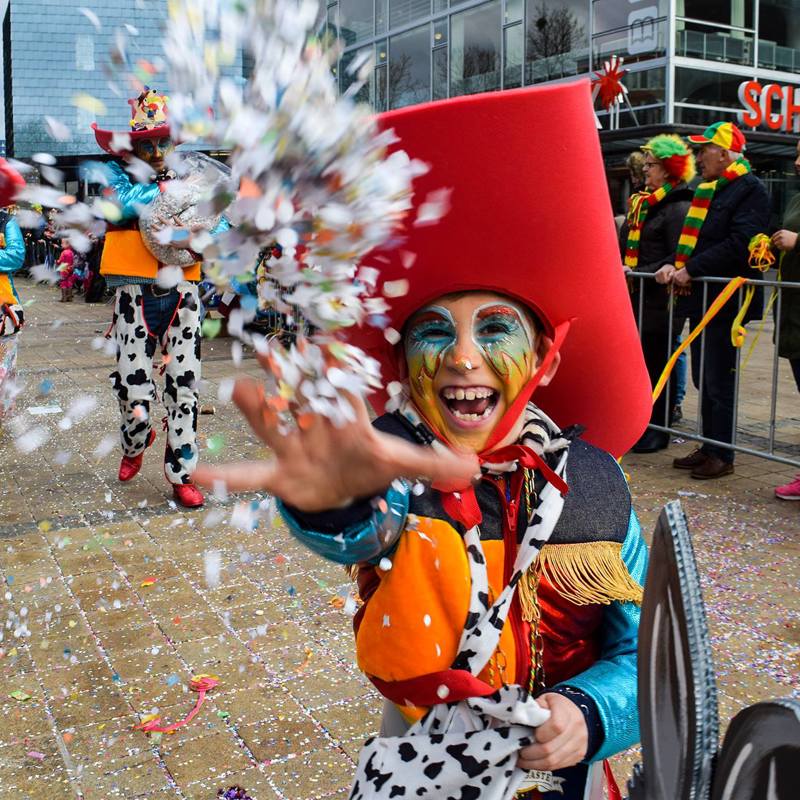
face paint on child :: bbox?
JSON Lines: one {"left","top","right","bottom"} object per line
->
{"left": 404, "top": 293, "right": 537, "bottom": 452}
{"left": 473, "top": 303, "right": 535, "bottom": 394}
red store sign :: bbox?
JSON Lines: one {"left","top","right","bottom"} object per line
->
{"left": 738, "top": 81, "right": 800, "bottom": 132}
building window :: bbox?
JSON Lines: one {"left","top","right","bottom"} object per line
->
{"left": 390, "top": 0, "right": 432, "bottom": 30}
{"left": 75, "top": 35, "right": 95, "bottom": 72}
{"left": 376, "top": 40, "right": 388, "bottom": 110}
{"left": 450, "top": 0, "right": 501, "bottom": 97}
{"left": 678, "top": 0, "right": 754, "bottom": 30}
{"left": 592, "top": 1, "right": 667, "bottom": 67}
{"left": 340, "top": 46, "right": 373, "bottom": 104}
{"left": 339, "top": 0, "right": 374, "bottom": 46}
{"left": 433, "top": 20, "right": 448, "bottom": 100}
{"left": 675, "top": 0, "right": 755, "bottom": 66}
{"left": 758, "top": 0, "right": 800, "bottom": 73}
{"left": 376, "top": 0, "right": 388, "bottom": 34}
{"left": 389, "top": 24, "right": 431, "bottom": 108}
{"left": 525, "top": 0, "right": 589, "bottom": 84}
{"left": 593, "top": 0, "right": 667, "bottom": 35}
{"left": 503, "top": 22, "right": 523, "bottom": 89}
{"left": 675, "top": 66, "right": 745, "bottom": 107}
{"left": 625, "top": 66, "right": 666, "bottom": 108}
{"left": 675, "top": 20, "right": 754, "bottom": 65}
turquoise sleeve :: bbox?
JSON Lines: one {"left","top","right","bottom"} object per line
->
{"left": 277, "top": 482, "right": 410, "bottom": 565}
{"left": 107, "top": 162, "right": 159, "bottom": 220}
{"left": 0, "top": 219, "right": 26, "bottom": 274}
{"left": 557, "top": 508, "right": 648, "bottom": 762}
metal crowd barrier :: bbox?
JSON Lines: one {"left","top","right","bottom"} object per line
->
{"left": 629, "top": 271, "right": 800, "bottom": 468}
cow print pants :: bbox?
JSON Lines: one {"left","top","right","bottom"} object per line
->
{"left": 110, "top": 282, "right": 201, "bottom": 485}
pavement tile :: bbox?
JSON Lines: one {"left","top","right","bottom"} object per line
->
{"left": 238, "top": 713, "right": 322, "bottom": 762}
{"left": 48, "top": 684, "right": 131, "bottom": 730}
{"left": 260, "top": 748, "right": 355, "bottom": 799}
{"left": 0, "top": 695, "right": 54, "bottom": 740}
{"left": 161, "top": 731, "right": 253, "bottom": 786}
{"left": 155, "top": 610, "right": 230, "bottom": 643}
{"left": 96, "top": 623, "right": 167, "bottom": 659}
{"left": 80, "top": 757, "right": 173, "bottom": 799}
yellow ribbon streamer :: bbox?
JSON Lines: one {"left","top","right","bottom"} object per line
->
{"left": 652, "top": 276, "right": 747, "bottom": 403}
{"left": 732, "top": 233, "right": 778, "bottom": 348}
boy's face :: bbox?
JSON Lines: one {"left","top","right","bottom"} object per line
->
{"left": 404, "top": 291, "right": 538, "bottom": 452}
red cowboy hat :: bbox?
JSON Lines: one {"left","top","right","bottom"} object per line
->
{"left": 0, "top": 159, "right": 26, "bottom": 206}
{"left": 91, "top": 121, "right": 172, "bottom": 155}
{"left": 92, "top": 88, "right": 172, "bottom": 155}
{"left": 347, "top": 81, "right": 651, "bottom": 458}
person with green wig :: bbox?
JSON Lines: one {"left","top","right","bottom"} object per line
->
{"left": 620, "top": 134, "right": 696, "bottom": 453}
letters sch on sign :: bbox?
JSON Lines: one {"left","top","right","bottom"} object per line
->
{"left": 738, "top": 80, "right": 800, "bottom": 133}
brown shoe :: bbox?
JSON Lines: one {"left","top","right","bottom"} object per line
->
{"left": 673, "top": 448, "right": 708, "bottom": 470}
{"left": 691, "top": 456, "right": 734, "bottom": 480}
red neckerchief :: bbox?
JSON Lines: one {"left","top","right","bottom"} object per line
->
{"left": 436, "top": 320, "right": 571, "bottom": 529}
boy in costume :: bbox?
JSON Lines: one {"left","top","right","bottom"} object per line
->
{"left": 93, "top": 88, "right": 217, "bottom": 508}
{"left": 195, "top": 84, "right": 652, "bottom": 798}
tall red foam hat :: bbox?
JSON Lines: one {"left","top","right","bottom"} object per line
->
{"left": 347, "top": 81, "right": 651, "bottom": 458}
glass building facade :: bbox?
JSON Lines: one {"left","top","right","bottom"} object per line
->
{"left": 331, "top": 0, "right": 800, "bottom": 124}
{"left": 1, "top": 0, "right": 241, "bottom": 164}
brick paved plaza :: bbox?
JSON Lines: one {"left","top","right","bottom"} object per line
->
{"left": 0, "top": 278, "right": 797, "bottom": 799}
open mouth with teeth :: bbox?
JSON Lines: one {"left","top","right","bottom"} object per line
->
{"left": 440, "top": 385, "right": 500, "bottom": 425}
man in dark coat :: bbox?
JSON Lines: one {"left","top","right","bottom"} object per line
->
{"left": 655, "top": 122, "right": 770, "bottom": 479}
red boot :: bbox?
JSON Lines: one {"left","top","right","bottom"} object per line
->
{"left": 172, "top": 482, "right": 205, "bottom": 508}
{"left": 118, "top": 430, "right": 156, "bottom": 482}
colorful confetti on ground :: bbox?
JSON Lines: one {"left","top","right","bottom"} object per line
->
{"left": 0, "top": 282, "right": 797, "bottom": 798}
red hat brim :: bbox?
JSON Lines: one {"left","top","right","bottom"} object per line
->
{"left": 345, "top": 81, "right": 651, "bottom": 458}
{"left": 92, "top": 122, "right": 172, "bottom": 154}
{"left": 687, "top": 134, "right": 711, "bottom": 144}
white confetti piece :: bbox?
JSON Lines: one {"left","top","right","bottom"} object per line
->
{"left": 78, "top": 7, "right": 101, "bottom": 30}
{"left": 44, "top": 116, "right": 72, "bottom": 142}
{"left": 15, "top": 426, "right": 50, "bottom": 454}
{"left": 204, "top": 550, "right": 222, "bottom": 588}
{"left": 93, "top": 435, "right": 117, "bottom": 459}
{"left": 27, "top": 406, "right": 62, "bottom": 416}
{"left": 383, "top": 279, "right": 409, "bottom": 298}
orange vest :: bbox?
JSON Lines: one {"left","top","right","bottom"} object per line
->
{"left": 0, "top": 274, "right": 17, "bottom": 306}
{"left": 100, "top": 228, "right": 201, "bottom": 282}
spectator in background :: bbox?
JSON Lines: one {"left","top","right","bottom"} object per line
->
{"left": 620, "top": 135, "right": 695, "bottom": 452}
{"left": 656, "top": 122, "right": 770, "bottom": 479}
{"left": 56, "top": 239, "right": 76, "bottom": 302}
{"left": 771, "top": 136, "right": 800, "bottom": 500}
{"left": 626, "top": 149, "right": 647, "bottom": 193}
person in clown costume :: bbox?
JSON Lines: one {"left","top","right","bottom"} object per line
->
{"left": 92, "top": 88, "right": 221, "bottom": 508}
{"left": 196, "top": 84, "right": 652, "bottom": 799}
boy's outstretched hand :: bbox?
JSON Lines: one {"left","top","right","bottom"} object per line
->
{"left": 192, "top": 357, "right": 479, "bottom": 513}
{"left": 517, "top": 693, "right": 589, "bottom": 772}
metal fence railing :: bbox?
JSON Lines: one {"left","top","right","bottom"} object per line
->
{"left": 629, "top": 271, "right": 800, "bottom": 468}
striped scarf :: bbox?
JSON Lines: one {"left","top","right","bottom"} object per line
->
{"left": 624, "top": 182, "right": 675, "bottom": 269}
{"left": 675, "top": 158, "right": 751, "bottom": 269}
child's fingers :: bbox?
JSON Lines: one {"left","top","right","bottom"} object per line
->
{"left": 382, "top": 436, "right": 479, "bottom": 488}
{"left": 192, "top": 461, "right": 279, "bottom": 493}
{"left": 231, "top": 378, "right": 291, "bottom": 455}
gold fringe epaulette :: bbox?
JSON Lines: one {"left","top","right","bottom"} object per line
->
{"left": 519, "top": 542, "right": 643, "bottom": 619}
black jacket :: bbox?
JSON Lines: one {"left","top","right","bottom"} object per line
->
{"left": 678, "top": 171, "right": 771, "bottom": 319}
{"left": 620, "top": 185, "right": 693, "bottom": 315}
